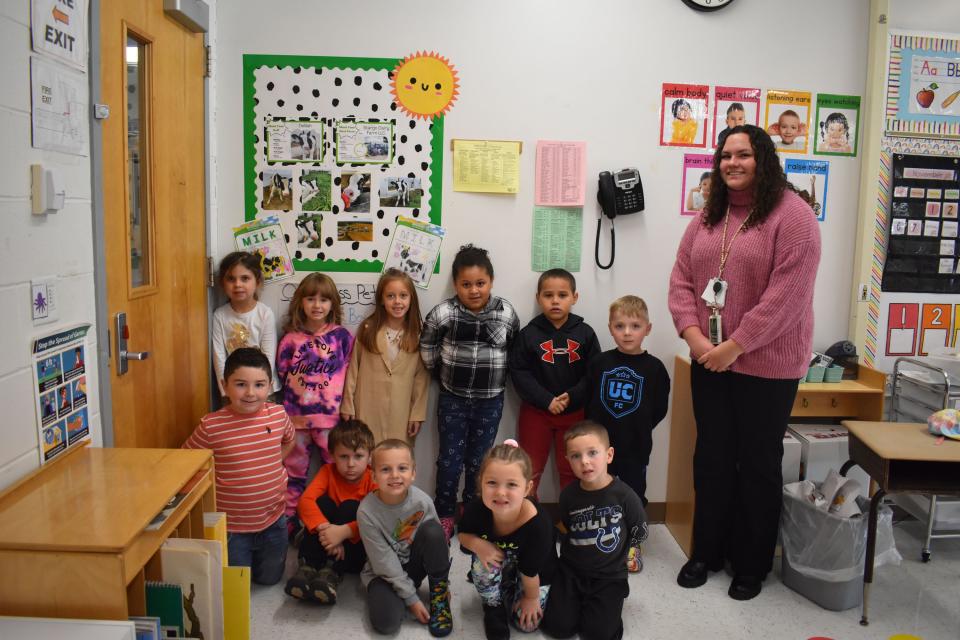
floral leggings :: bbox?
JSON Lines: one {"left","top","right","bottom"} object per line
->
{"left": 470, "top": 551, "right": 550, "bottom": 632}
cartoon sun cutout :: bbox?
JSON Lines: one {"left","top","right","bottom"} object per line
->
{"left": 391, "top": 51, "right": 459, "bottom": 120}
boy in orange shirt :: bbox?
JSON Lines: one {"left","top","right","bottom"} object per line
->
{"left": 285, "top": 419, "right": 377, "bottom": 604}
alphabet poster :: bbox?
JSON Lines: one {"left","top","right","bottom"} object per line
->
{"left": 243, "top": 55, "right": 444, "bottom": 274}
{"left": 32, "top": 324, "right": 91, "bottom": 464}
{"left": 886, "top": 31, "right": 960, "bottom": 139}
{"left": 31, "top": 0, "right": 87, "bottom": 71}
{"left": 660, "top": 83, "right": 709, "bottom": 148}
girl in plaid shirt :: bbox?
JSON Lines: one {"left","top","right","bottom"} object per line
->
{"left": 419, "top": 245, "right": 519, "bottom": 541}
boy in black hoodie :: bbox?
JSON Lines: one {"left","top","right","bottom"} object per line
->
{"left": 510, "top": 269, "right": 601, "bottom": 499}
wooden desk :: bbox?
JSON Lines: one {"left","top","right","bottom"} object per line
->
{"left": 841, "top": 420, "right": 960, "bottom": 626}
{"left": 0, "top": 447, "right": 215, "bottom": 620}
{"left": 665, "top": 357, "right": 885, "bottom": 556}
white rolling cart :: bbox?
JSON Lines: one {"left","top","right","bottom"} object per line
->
{"left": 891, "top": 357, "right": 960, "bottom": 561}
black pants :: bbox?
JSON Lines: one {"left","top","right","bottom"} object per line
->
{"left": 610, "top": 459, "right": 648, "bottom": 507}
{"left": 690, "top": 362, "right": 799, "bottom": 577}
{"left": 366, "top": 519, "right": 449, "bottom": 635}
{"left": 540, "top": 562, "right": 628, "bottom": 640}
{"left": 298, "top": 496, "right": 366, "bottom": 574}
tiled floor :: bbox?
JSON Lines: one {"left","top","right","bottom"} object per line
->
{"left": 251, "top": 520, "right": 959, "bottom": 639}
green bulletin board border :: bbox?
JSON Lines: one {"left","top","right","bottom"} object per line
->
{"left": 242, "top": 54, "right": 444, "bottom": 273}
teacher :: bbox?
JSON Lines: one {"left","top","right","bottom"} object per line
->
{"left": 668, "top": 124, "right": 821, "bottom": 601}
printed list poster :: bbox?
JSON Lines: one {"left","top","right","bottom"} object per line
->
{"left": 531, "top": 206, "right": 582, "bottom": 272}
{"left": 452, "top": 140, "right": 521, "bottom": 194}
{"left": 535, "top": 140, "right": 586, "bottom": 207}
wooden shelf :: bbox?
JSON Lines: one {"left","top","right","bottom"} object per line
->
{"left": 664, "top": 357, "right": 885, "bottom": 557}
{"left": 0, "top": 447, "right": 215, "bottom": 620}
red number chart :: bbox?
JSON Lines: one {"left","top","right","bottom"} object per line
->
{"left": 886, "top": 303, "right": 919, "bottom": 356}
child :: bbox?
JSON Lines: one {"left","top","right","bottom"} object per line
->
{"left": 277, "top": 273, "right": 354, "bottom": 536}
{"left": 211, "top": 251, "right": 279, "bottom": 396}
{"left": 670, "top": 98, "right": 698, "bottom": 144}
{"left": 183, "top": 347, "right": 295, "bottom": 585}
{"left": 285, "top": 418, "right": 377, "bottom": 604}
{"left": 768, "top": 109, "right": 806, "bottom": 150}
{"left": 685, "top": 171, "right": 712, "bottom": 212}
{"left": 510, "top": 269, "right": 600, "bottom": 498}
{"left": 541, "top": 421, "right": 647, "bottom": 640}
{"left": 420, "top": 244, "right": 520, "bottom": 539}
{"left": 818, "top": 111, "right": 852, "bottom": 153}
{"left": 359, "top": 439, "right": 453, "bottom": 637}
{"left": 584, "top": 296, "right": 669, "bottom": 572}
{"left": 341, "top": 268, "right": 429, "bottom": 443}
{"left": 716, "top": 102, "right": 746, "bottom": 145}
{"left": 458, "top": 439, "right": 556, "bottom": 640}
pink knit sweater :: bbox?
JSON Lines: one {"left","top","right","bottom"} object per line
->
{"left": 668, "top": 187, "right": 821, "bottom": 379}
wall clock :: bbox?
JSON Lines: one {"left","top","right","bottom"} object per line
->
{"left": 681, "top": 0, "right": 736, "bottom": 12}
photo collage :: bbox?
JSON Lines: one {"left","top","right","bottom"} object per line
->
{"left": 248, "top": 58, "right": 440, "bottom": 271}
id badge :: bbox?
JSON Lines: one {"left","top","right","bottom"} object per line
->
{"left": 700, "top": 278, "right": 728, "bottom": 309}
{"left": 708, "top": 311, "right": 723, "bottom": 345}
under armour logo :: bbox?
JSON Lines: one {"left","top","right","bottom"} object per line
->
{"left": 540, "top": 339, "right": 581, "bottom": 364}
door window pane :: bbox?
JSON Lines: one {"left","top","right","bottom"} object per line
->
{"left": 126, "top": 35, "right": 151, "bottom": 288}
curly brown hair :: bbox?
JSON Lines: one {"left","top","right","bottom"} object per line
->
{"left": 703, "top": 124, "right": 787, "bottom": 229}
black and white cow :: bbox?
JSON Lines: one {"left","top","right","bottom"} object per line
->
{"left": 295, "top": 216, "right": 320, "bottom": 245}
{"left": 266, "top": 173, "right": 290, "bottom": 205}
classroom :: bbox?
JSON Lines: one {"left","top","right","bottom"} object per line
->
{"left": 1, "top": 0, "right": 959, "bottom": 638}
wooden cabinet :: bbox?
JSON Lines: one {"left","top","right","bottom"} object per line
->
{"left": 0, "top": 446, "right": 215, "bottom": 621}
{"left": 664, "top": 356, "right": 885, "bottom": 557}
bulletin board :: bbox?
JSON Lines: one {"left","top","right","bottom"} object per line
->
{"left": 885, "top": 30, "right": 960, "bottom": 139}
{"left": 881, "top": 153, "right": 960, "bottom": 292}
{"left": 242, "top": 54, "right": 444, "bottom": 273}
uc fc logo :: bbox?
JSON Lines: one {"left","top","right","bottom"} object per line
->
{"left": 600, "top": 366, "right": 643, "bottom": 419}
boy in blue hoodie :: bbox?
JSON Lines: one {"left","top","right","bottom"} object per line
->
{"left": 510, "top": 269, "right": 601, "bottom": 499}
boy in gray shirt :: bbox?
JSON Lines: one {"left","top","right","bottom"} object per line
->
{"left": 358, "top": 439, "right": 452, "bottom": 637}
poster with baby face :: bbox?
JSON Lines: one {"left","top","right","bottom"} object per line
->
{"left": 680, "top": 153, "right": 714, "bottom": 216}
{"left": 765, "top": 89, "right": 812, "bottom": 154}
{"left": 814, "top": 94, "right": 861, "bottom": 157}
{"left": 713, "top": 86, "right": 760, "bottom": 148}
{"left": 660, "top": 83, "right": 709, "bottom": 148}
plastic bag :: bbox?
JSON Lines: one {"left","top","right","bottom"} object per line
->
{"left": 780, "top": 481, "right": 901, "bottom": 583}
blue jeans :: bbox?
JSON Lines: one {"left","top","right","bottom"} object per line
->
{"left": 435, "top": 390, "right": 504, "bottom": 518}
{"left": 227, "top": 514, "right": 288, "bottom": 585}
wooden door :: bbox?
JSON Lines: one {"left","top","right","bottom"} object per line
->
{"left": 101, "top": 0, "right": 209, "bottom": 448}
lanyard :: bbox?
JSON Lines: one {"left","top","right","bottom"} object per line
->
{"left": 717, "top": 207, "right": 748, "bottom": 281}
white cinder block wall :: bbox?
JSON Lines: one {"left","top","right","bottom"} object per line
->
{"left": 0, "top": 3, "right": 100, "bottom": 491}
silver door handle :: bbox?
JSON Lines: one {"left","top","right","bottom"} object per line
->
{"left": 115, "top": 311, "right": 150, "bottom": 375}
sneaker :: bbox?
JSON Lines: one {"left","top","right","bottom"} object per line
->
{"left": 284, "top": 563, "right": 318, "bottom": 601}
{"left": 627, "top": 545, "right": 643, "bottom": 573}
{"left": 482, "top": 603, "right": 509, "bottom": 640}
{"left": 310, "top": 566, "right": 341, "bottom": 604}
{"left": 439, "top": 516, "right": 455, "bottom": 544}
{"left": 428, "top": 577, "right": 453, "bottom": 637}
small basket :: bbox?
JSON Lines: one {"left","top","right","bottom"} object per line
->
{"left": 823, "top": 365, "right": 844, "bottom": 383}
{"left": 805, "top": 366, "right": 826, "bottom": 383}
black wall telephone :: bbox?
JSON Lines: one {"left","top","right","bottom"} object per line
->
{"left": 596, "top": 168, "right": 644, "bottom": 269}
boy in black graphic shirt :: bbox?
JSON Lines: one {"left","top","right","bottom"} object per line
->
{"left": 541, "top": 421, "right": 647, "bottom": 640}
{"left": 510, "top": 269, "right": 601, "bottom": 499}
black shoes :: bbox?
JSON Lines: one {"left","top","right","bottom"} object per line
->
{"left": 482, "top": 603, "right": 510, "bottom": 640}
{"left": 677, "top": 559, "right": 717, "bottom": 588}
{"left": 728, "top": 574, "right": 763, "bottom": 601}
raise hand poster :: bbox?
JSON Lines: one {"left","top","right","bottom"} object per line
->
{"left": 660, "top": 83, "right": 709, "bottom": 148}
{"left": 765, "top": 89, "right": 812, "bottom": 154}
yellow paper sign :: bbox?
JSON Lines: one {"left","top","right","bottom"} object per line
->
{"left": 452, "top": 139, "right": 521, "bottom": 194}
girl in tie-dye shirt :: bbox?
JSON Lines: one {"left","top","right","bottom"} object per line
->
{"left": 277, "top": 273, "right": 354, "bottom": 530}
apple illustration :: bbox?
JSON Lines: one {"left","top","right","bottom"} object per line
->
{"left": 917, "top": 83, "right": 938, "bottom": 108}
